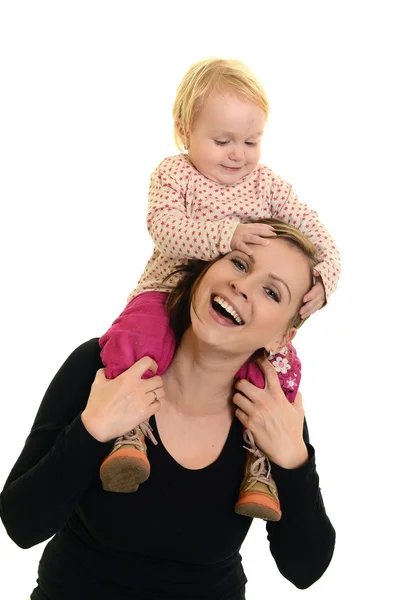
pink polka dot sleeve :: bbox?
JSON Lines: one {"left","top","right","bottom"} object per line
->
{"left": 271, "top": 180, "right": 341, "bottom": 299}
{"left": 147, "top": 162, "right": 240, "bottom": 261}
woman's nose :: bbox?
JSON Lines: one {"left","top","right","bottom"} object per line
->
{"left": 230, "top": 280, "right": 248, "bottom": 300}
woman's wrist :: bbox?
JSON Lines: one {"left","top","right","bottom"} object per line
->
{"left": 81, "top": 409, "right": 108, "bottom": 443}
{"left": 272, "top": 441, "right": 309, "bottom": 470}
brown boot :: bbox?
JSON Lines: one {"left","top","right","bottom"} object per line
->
{"left": 235, "top": 429, "right": 281, "bottom": 521}
{"left": 100, "top": 422, "right": 158, "bottom": 493}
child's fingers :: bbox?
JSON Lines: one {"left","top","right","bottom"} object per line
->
{"left": 244, "top": 223, "right": 276, "bottom": 238}
{"left": 236, "top": 241, "right": 253, "bottom": 255}
{"left": 246, "top": 235, "right": 269, "bottom": 246}
{"left": 300, "top": 299, "right": 319, "bottom": 317}
{"left": 303, "top": 289, "right": 317, "bottom": 303}
{"left": 254, "top": 224, "right": 276, "bottom": 237}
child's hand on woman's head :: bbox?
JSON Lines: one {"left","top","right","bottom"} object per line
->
{"left": 231, "top": 223, "right": 276, "bottom": 255}
{"left": 300, "top": 271, "right": 326, "bottom": 318}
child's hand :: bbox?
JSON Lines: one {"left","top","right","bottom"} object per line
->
{"left": 300, "top": 271, "right": 326, "bottom": 318}
{"left": 231, "top": 223, "right": 276, "bottom": 255}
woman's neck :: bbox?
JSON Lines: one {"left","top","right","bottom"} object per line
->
{"left": 162, "top": 328, "right": 248, "bottom": 417}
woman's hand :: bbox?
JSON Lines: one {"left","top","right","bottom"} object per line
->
{"left": 233, "top": 356, "right": 308, "bottom": 469}
{"left": 81, "top": 357, "right": 164, "bottom": 443}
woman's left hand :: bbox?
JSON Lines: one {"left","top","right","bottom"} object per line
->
{"left": 233, "top": 356, "right": 308, "bottom": 469}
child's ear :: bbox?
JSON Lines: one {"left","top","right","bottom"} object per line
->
{"left": 175, "top": 119, "right": 190, "bottom": 149}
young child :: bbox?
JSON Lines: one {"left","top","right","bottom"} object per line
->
{"left": 99, "top": 58, "right": 341, "bottom": 521}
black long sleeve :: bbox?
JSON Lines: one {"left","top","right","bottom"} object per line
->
{"left": 0, "top": 340, "right": 113, "bottom": 548}
{"left": 266, "top": 422, "right": 336, "bottom": 588}
{"left": 0, "top": 339, "right": 335, "bottom": 599}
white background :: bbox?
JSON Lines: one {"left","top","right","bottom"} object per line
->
{"left": 0, "top": 1, "right": 399, "bottom": 598}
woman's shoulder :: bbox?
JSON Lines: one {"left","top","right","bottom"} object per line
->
{"left": 63, "top": 337, "right": 102, "bottom": 364}
{"left": 51, "top": 338, "right": 103, "bottom": 390}
{"left": 25, "top": 339, "right": 103, "bottom": 432}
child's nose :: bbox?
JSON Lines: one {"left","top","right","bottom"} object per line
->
{"left": 228, "top": 145, "right": 245, "bottom": 162}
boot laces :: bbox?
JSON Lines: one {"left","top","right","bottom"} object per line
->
{"left": 115, "top": 421, "right": 158, "bottom": 451}
{"left": 243, "top": 429, "right": 277, "bottom": 494}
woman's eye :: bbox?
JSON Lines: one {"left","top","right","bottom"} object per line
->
{"left": 265, "top": 288, "right": 280, "bottom": 302}
{"left": 214, "top": 140, "right": 229, "bottom": 146}
{"left": 245, "top": 141, "right": 256, "bottom": 146}
{"left": 231, "top": 258, "right": 247, "bottom": 272}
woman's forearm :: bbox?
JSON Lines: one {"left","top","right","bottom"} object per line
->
{"left": 266, "top": 444, "right": 336, "bottom": 589}
{"left": 0, "top": 415, "right": 112, "bottom": 548}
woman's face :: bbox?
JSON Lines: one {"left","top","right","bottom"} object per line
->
{"left": 191, "top": 238, "right": 313, "bottom": 355}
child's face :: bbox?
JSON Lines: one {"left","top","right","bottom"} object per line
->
{"left": 187, "top": 91, "right": 266, "bottom": 186}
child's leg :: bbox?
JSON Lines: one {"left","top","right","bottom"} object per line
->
{"left": 99, "top": 291, "right": 176, "bottom": 493}
{"left": 234, "top": 343, "right": 301, "bottom": 521}
{"left": 99, "top": 291, "right": 175, "bottom": 380}
{"left": 235, "top": 342, "right": 301, "bottom": 402}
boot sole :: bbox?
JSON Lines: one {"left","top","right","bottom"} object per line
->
{"left": 100, "top": 448, "right": 150, "bottom": 493}
{"left": 235, "top": 492, "right": 282, "bottom": 521}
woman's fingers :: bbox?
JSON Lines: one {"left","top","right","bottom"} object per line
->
{"left": 142, "top": 396, "right": 162, "bottom": 421}
{"left": 142, "top": 375, "right": 163, "bottom": 394}
{"left": 236, "top": 356, "right": 282, "bottom": 400}
{"left": 234, "top": 407, "right": 249, "bottom": 427}
{"left": 256, "top": 355, "right": 282, "bottom": 394}
{"left": 232, "top": 391, "right": 253, "bottom": 414}
{"left": 292, "top": 391, "right": 305, "bottom": 416}
{"left": 126, "top": 356, "right": 158, "bottom": 379}
{"left": 94, "top": 367, "right": 107, "bottom": 383}
{"left": 235, "top": 378, "right": 259, "bottom": 401}
{"left": 146, "top": 385, "right": 165, "bottom": 404}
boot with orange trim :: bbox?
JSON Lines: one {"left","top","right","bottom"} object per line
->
{"left": 100, "top": 422, "right": 157, "bottom": 493}
{"left": 234, "top": 429, "right": 281, "bottom": 521}
{"left": 234, "top": 343, "right": 302, "bottom": 519}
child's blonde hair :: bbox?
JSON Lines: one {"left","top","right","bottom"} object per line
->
{"left": 173, "top": 58, "right": 269, "bottom": 151}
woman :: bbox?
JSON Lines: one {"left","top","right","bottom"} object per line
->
{"left": 0, "top": 220, "right": 335, "bottom": 599}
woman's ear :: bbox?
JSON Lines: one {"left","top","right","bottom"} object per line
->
{"left": 270, "top": 328, "right": 297, "bottom": 354}
{"left": 175, "top": 119, "right": 190, "bottom": 149}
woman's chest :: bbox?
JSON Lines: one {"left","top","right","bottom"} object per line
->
{"left": 77, "top": 419, "right": 250, "bottom": 563}
{"left": 154, "top": 412, "right": 233, "bottom": 470}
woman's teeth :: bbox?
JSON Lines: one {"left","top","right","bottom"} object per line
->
{"left": 213, "top": 295, "right": 243, "bottom": 325}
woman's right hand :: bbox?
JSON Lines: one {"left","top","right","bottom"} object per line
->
{"left": 81, "top": 357, "right": 163, "bottom": 443}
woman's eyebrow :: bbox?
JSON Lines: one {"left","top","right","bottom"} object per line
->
{"left": 245, "top": 255, "right": 292, "bottom": 301}
{"left": 269, "top": 273, "right": 292, "bottom": 302}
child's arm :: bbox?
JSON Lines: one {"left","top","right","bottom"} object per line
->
{"left": 146, "top": 160, "right": 239, "bottom": 261}
{"left": 270, "top": 181, "right": 341, "bottom": 303}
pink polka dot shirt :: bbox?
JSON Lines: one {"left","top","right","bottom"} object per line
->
{"left": 129, "top": 154, "right": 341, "bottom": 302}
